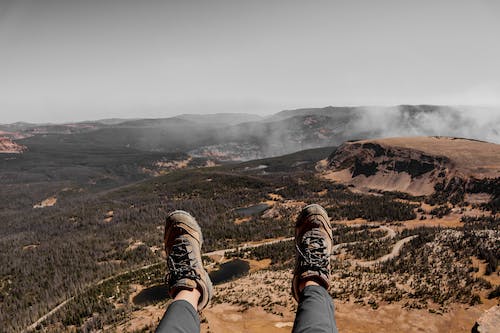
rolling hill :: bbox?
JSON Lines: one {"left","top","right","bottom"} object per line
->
{"left": 324, "top": 137, "right": 500, "bottom": 205}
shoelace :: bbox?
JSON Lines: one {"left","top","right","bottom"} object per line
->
{"left": 166, "top": 238, "right": 200, "bottom": 285}
{"left": 296, "top": 233, "right": 330, "bottom": 276}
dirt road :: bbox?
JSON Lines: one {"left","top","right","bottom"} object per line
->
{"left": 352, "top": 235, "right": 418, "bottom": 267}
{"left": 205, "top": 237, "right": 294, "bottom": 257}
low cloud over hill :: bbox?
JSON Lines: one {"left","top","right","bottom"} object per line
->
{"left": 2, "top": 105, "right": 499, "bottom": 161}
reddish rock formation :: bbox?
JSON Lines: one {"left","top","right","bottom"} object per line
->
{"left": 0, "top": 137, "right": 26, "bottom": 154}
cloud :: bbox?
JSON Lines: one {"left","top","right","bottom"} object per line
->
{"left": 350, "top": 105, "right": 500, "bottom": 144}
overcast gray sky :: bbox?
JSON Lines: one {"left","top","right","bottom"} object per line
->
{"left": 0, "top": 0, "right": 499, "bottom": 123}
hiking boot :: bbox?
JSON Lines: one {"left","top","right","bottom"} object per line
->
{"left": 164, "top": 210, "right": 213, "bottom": 311}
{"left": 292, "top": 204, "right": 333, "bottom": 301}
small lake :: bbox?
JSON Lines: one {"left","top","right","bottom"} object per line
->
{"left": 132, "top": 285, "right": 169, "bottom": 306}
{"left": 132, "top": 259, "right": 250, "bottom": 306}
{"left": 209, "top": 259, "right": 250, "bottom": 284}
{"left": 234, "top": 203, "right": 270, "bottom": 217}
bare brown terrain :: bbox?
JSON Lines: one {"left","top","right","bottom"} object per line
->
{"left": 111, "top": 267, "right": 498, "bottom": 333}
{"left": 324, "top": 136, "right": 500, "bottom": 196}
{"left": 0, "top": 136, "right": 26, "bottom": 154}
{"left": 200, "top": 300, "right": 496, "bottom": 333}
{"left": 361, "top": 137, "right": 500, "bottom": 178}
{"left": 32, "top": 196, "right": 57, "bottom": 209}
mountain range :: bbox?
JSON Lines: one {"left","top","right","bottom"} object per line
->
{"left": 1, "top": 105, "right": 499, "bottom": 159}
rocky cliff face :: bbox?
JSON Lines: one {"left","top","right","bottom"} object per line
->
{"left": 325, "top": 137, "right": 500, "bottom": 206}
{"left": 330, "top": 141, "right": 450, "bottom": 179}
{"left": 0, "top": 137, "right": 26, "bottom": 154}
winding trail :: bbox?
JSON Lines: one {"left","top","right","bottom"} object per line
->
{"left": 351, "top": 235, "right": 418, "bottom": 267}
{"left": 205, "top": 237, "right": 294, "bottom": 257}
{"left": 379, "top": 225, "right": 396, "bottom": 240}
{"left": 25, "top": 297, "right": 75, "bottom": 333}
{"left": 24, "top": 262, "right": 161, "bottom": 332}
{"left": 25, "top": 225, "right": 416, "bottom": 331}
{"left": 332, "top": 225, "right": 396, "bottom": 251}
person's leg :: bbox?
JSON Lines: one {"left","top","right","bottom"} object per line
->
{"left": 292, "top": 282, "right": 338, "bottom": 333}
{"left": 156, "top": 290, "right": 201, "bottom": 333}
{"left": 156, "top": 210, "right": 213, "bottom": 333}
{"left": 291, "top": 204, "right": 338, "bottom": 333}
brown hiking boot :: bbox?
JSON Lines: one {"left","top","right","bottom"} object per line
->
{"left": 164, "top": 210, "right": 213, "bottom": 311}
{"left": 292, "top": 204, "right": 333, "bottom": 301}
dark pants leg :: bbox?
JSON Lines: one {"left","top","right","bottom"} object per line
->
{"left": 292, "top": 285, "right": 338, "bottom": 333}
{"left": 156, "top": 300, "right": 200, "bottom": 333}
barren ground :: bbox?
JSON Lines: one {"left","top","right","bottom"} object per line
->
{"left": 113, "top": 293, "right": 498, "bottom": 333}
{"left": 357, "top": 137, "right": 500, "bottom": 178}
{"left": 322, "top": 137, "right": 500, "bottom": 196}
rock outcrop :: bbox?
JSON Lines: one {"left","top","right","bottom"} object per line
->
{"left": 325, "top": 137, "right": 500, "bottom": 204}
{"left": 0, "top": 137, "right": 26, "bottom": 154}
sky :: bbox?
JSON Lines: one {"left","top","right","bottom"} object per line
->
{"left": 0, "top": 0, "right": 499, "bottom": 123}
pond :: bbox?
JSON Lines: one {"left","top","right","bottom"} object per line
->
{"left": 234, "top": 203, "right": 270, "bottom": 217}
{"left": 209, "top": 259, "right": 250, "bottom": 284}
{"left": 132, "top": 284, "right": 169, "bottom": 306}
{"left": 132, "top": 259, "right": 250, "bottom": 306}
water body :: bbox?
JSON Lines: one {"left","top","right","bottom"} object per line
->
{"left": 234, "top": 203, "right": 270, "bottom": 217}
{"left": 132, "top": 284, "right": 169, "bottom": 306}
{"left": 209, "top": 259, "right": 250, "bottom": 284}
{"left": 132, "top": 259, "right": 250, "bottom": 306}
